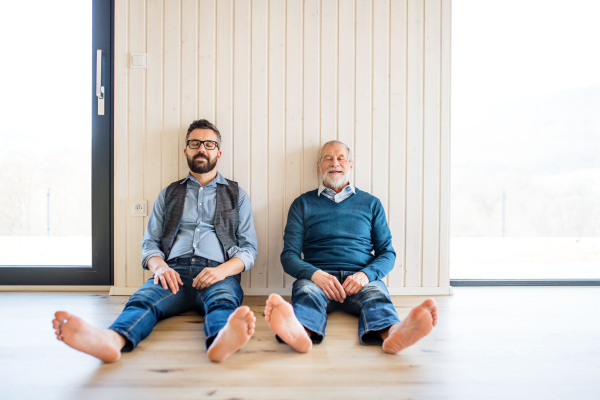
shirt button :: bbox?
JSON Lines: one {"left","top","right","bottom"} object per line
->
{"left": 196, "top": 229, "right": 200, "bottom": 231}
{"left": 193, "top": 245, "right": 196, "bottom": 248}
{"left": 199, "top": 203, "right": 202, "bottom": 206}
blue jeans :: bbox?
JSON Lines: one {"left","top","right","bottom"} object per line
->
{"left": 289, "top": 271, "right": 401, "bottom": 346}
{"left": 109, "top": 257, "right": 243, "bottom": 352}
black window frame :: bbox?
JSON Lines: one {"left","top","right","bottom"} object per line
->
{"left": 0, "top": 0, "right": 114, "bottom": 286}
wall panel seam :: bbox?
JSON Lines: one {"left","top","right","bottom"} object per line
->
{"left": 402, "top": 0, "right": 408, "bottom": 287}
{"left": 420, "top": 0, "right": 425, "bottom": 287}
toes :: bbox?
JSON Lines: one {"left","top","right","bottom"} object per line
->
{"left": 267, "top": 293, "right": 284, "bottom": 307}
{"left": 55, "top": 311, "right": 71, "bottom": 321}
{"left": 238, "top": 305, "right": 251, "bottom": 315}
{"left": 247, "top": 311, "right": 256, "bottom": 323}
{"left": 421, "top": 299, "right": 437, "bottom": 311}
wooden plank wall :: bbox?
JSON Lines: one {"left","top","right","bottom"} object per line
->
{"left": 113, "top": 0, "right": 451, "bottom": 296}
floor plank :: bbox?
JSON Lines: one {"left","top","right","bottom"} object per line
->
{"left": 1, "top": 288, "right": 599, "bottom": 399}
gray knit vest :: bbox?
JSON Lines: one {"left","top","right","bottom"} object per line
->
{"left": 160, "top": 178, "right": 240, "bottom": 263}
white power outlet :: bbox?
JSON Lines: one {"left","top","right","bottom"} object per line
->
{"left": 131, "top": 201, "right": 148, "bottom": 217}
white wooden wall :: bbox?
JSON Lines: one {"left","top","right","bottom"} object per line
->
{"left": 112, "top": 0, "right": 451, "bottom": 296}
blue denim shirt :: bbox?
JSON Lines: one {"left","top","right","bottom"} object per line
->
{"left": 141, "top": 172, "right": 258, "bottom": 271}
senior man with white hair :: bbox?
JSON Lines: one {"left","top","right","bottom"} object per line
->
{"left": 264, "top": 140, "right": 438, "bottom": 354}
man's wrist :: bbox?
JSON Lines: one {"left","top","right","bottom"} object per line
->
{"left": 147, "top": 256, "right": 168, "bottom": 273}
{"left": 216, "top": 257, "right": 245, "bottom": 277}
{"left": 310, "top": 269, "right": 325, "bottom": 281}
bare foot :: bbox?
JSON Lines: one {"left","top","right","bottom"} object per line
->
{"left": 382, "top": 299, "right": 438, "bottom": 354}
{"left": 52, "top": 311, "right": 125, "bottom": 362}
{"left": 207, "top": 306, "right": 256, "bottom": 362}
{"left": 264, "top": 294, "right": 312, "bottom": 353}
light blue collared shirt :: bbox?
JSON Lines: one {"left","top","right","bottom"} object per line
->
{"left": 317, "top": 182, "right": 356, "bottom": 203}
{"left": 141, "top": 172, "right": 258, "bottom": 271}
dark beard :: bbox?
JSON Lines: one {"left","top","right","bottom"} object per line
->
{"left": 187, "top": 154, "right": 218, "bottom": 174}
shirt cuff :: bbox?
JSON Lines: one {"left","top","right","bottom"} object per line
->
{"left": 227, "top": 247, "right": 254, "bottom": 271}
{"left": 141, "top": 250, "right": 165, "bottom": 270}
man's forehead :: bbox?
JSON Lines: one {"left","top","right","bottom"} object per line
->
{"left": 322, "top": 143, "right": 349, "bottom": 157}
{"left": 189, "top": 128, "right": 217, "bottom": 139}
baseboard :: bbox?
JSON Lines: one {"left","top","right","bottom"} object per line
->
{"left": 109, "top": 286, "right": 138, "bottom": 296}
{"left": 388, "top": 286, "right": 454, "bottom": 295}
{"left": 241, "top": 286, "right": 454, "bottom": 296}
{"left": 108, "top": 286, "right": 454, "bottom": 296}
{"left": 0, "top": 285, "right": 111, "bottom": 292}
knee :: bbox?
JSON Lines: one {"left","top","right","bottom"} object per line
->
{"left": 293, "top": 279, "right": 321, "bottom": 296}
{"left": 358, "top": 282, "right": 390, "bottom": 303}
{"left": 292, "top": 279, "right": 327, "bottom": 303}
{"left": 126, "top": 286, "right": 170, "bottom": 309}
{"left": 204, "top": 288, "right": 239, "bottom": 311}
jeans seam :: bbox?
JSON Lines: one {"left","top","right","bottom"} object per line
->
{"left": 125, "top": 292, "right": 174, "bottom": 334}
{"left": 196, "top": 291, "right": 210, "bottom": 336}
{"left": 346, "top": 297, "right": 369, "bottom": 331}
{"left": 317, "top": 302, "right": 328, "bottom": 334}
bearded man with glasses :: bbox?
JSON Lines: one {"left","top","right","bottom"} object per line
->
{"left": 264, "top": 140, "right": 438, "bottom": 354}
{"left": 53, "top": 119, "right": 258, "bottom": 363}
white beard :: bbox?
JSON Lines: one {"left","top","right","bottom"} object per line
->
{"left": 322, "top": 167, "right": 349, "bottom": 189}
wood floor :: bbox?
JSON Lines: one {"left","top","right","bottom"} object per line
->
{"left": 1, "top": 287, "right": 599, "bottom": 400}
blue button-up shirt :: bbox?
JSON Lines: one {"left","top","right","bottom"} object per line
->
{"left": 141, "top": 172, "right": 258, "bottom": 271}
{"left": 317, "top": 182, "right": 356, "bottom": 203}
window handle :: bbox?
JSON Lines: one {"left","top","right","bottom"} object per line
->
{"left": 96, "top": 49, "right": 105, "bottom": 115}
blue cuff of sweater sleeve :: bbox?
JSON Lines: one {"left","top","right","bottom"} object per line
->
{"left": 361, "top": 268, "right": 378, "bottom": 283}
{"left": 296, "top": 265, "right": 320, "bottom": 281}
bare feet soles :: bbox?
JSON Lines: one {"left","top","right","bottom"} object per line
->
{"left": 382, "top": 298, "right": 438, "bottom": 354}
{"left": 207, "top": 306, "right": 256, "bottom": 362}
{"left": 52, "top": 311, "right": 125, "bottom": 363}
{"left": 264, "top": 294, "right": 312, "bottom": 353}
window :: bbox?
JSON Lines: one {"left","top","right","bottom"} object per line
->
{"left": 0, "top": 0, "right": 112, "bottom": 285}
{"left": 451, "top": 0, "right": 600, "bottom": 283}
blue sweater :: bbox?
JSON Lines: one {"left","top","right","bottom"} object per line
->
{"left": 280, "top": 188, "right": 396, "bottom": 282}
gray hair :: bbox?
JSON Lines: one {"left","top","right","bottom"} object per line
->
{"left": 317, "top": 140, "right": 353, "bottom": 163}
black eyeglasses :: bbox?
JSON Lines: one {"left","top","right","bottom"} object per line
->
{"left": 187, "top": 139, "right": 219, "bottom": 150}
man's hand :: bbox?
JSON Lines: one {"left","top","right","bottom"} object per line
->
{"left": 342, "top": 272, "right": 369, "bottom": 296}
{"left": 153, "top": 265, "right": 184, "bottom": 295}
{"left": 193, "top": 266, "right": 229, "bottom": 290}
{"left": 192, "top": 257, "right": 245, "bottom": 290}
{"left": 311, "top": 270, "right": 346, "bottom": 303}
